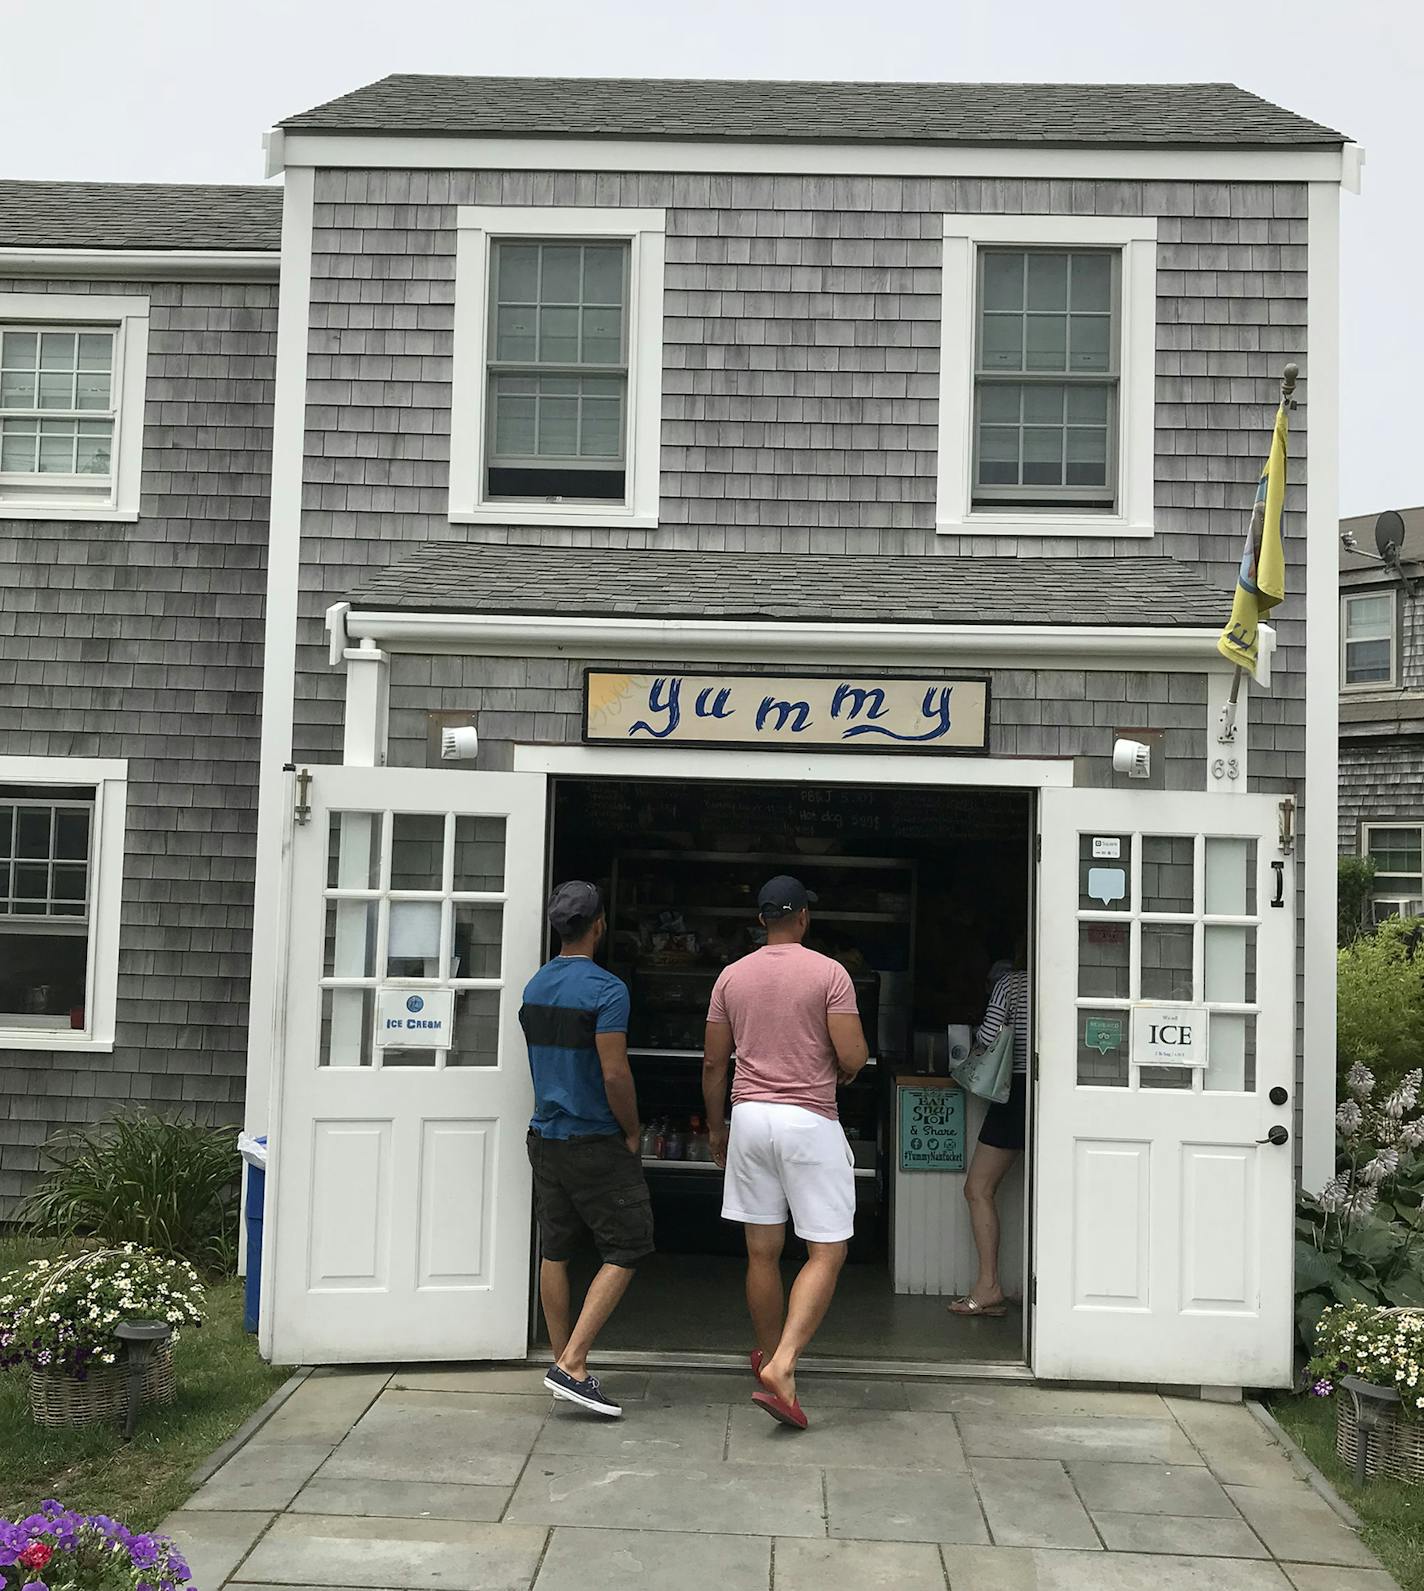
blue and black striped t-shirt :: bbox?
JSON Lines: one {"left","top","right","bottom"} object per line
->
{"left": 519, "top": 956, "right": 630, "bottom": 1139}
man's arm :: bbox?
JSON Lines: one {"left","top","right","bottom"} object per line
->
{"left": 596, "top": 1031, "right": 641, "bottom": 1156}
{"left": 829, "top": 1013, "right": 869, "bottom": 1087}
{"left": 702, "top": 1020, "right": 735, "bottom": 1168}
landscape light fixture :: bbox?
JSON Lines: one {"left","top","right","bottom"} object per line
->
{"left": 114, "top": 1318, "right": 173, "bottom": 1439}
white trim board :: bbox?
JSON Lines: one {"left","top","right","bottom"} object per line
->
{"left": 935, "top": 214, "right": 1157, "bottom": 539}
{"left": 0, "top": 248, "right": 279, "bottom": 282}
{"left": 274, "top": 133, "right": 1356, "bottom": 185}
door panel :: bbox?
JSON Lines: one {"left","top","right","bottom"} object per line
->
{"left": 1034, "top": 789, "right": 1294, "bottom": 1387}
{"left": 268, "top": 767, "right": 545, "bottom": 1364}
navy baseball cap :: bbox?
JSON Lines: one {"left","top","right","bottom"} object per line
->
{"left": 758, "top": 875, "right": 818, "bottom": 919}
{"left": 547, "top": 880, "right": 603, "bottom": 936}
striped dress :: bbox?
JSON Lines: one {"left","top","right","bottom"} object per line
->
{"left": 975, "top": 969, "right": 1030, "bottom": 1075}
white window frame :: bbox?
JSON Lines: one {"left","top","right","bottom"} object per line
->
{"left": 1362, "top": 822, "right": 1423, "bottom": 918}
{"left": 0, "top": 294, "right": 148, "bottom": 521}
{"left": 450, "top": 207, "right": 665, "bottom": 530}
{"left": 0, "top": 756, "right": 126, "bottom": 1051}
{"left": 1341, "top": 589, "right": 1397, "bottom": 690}
{"left": 936, "top": 215, "right": 1157, "bottom": 538}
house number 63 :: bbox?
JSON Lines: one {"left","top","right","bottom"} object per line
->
{"left": 1211, "top": 757, "right": 1241, "bottom": 783}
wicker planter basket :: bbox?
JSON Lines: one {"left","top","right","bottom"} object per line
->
{"left": 28, "top": 1342, "right": 175, "bottom": 1429}
{"left": 1335, "top": 1386, "right": 1424, "bottom": 1485}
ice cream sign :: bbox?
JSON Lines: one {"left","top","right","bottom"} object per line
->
{"left": 376, "top": 988, "right": 455, "bottom": 1048}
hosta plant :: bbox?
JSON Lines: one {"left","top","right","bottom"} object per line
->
{"left": 1307, "top": 1302, "right": 1424, "bottom": 1415}
{"left": 0, "top": 1245, "right": 204, "bottom": 1380}
{"left": 0, "top": 1500, "right": 195, "bottom": 1591}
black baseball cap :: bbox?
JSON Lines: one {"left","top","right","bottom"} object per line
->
{"left": 547, "top": 880, "right": 604, "bottom": 937}
{"left": 758, "top": 875, "right": 818, "bottom": 919}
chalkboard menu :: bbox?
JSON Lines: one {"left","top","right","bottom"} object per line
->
{"left": 898, "top": 1082, "right": 967, "bottom": 1173}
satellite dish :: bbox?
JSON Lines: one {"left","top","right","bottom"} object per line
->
{"left": 1376, "top": 510, "right": 1407, "bottom": 561}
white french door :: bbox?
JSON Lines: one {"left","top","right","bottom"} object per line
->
{"left": 1033, "top": 789, "right": 1295, "bottom": 1387}
{"left": 266, "top": 767, "right": 546, "bottom": 1364}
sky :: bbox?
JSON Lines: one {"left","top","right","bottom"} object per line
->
{"left": 0, "top": 0, "right": 1417, "bottom": 518}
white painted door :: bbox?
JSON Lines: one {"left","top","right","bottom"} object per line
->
{"left": 267, "top": 766, "right": 546, "bottom": 1364}
{"left": 1033, "top": 789, "right": 1295, "bottom": 1387}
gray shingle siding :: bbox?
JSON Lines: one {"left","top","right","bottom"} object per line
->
{"left": 1340, "top": 739, "right": 1424, "bottom": 854}
{"left": 0, "top": 275, "right": 275, "bottom": 1215}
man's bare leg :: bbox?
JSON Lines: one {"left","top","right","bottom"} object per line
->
{"left": 759, "top": 1239, "right": 847, "bottom": 1406}
{"left": 558, "top": 1262, "right": 636, "bottom": 1381}
{"left": 743, "top": 1221, "right": 787, "bottom": 1360}
{"left": 540, "top": 1258, "right": 573, "bottom": 1362}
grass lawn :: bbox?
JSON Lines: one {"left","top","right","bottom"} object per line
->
{"left": 1272, "top": 1389, "right": 1424, "bottom": 1591}
{"left": 0, "top": 1234, "right": 290, "bottom": 1529}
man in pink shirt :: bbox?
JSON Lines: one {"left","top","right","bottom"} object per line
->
{"left": 702, "top": 875, "right": 869, "bottom": 1428}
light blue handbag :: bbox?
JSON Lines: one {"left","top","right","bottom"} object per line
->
{"left": 949, "top": 1023, "right": 1015, "bottom": 1106}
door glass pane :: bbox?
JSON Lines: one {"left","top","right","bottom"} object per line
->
{"left": 1079, "top": 834, "right": 1129, "bottom": 912}
{"left": 381, "top": 1044, "right": 439, "bottom": 1068}
{"left": 1204, "top": 837, "right": 1256, "bottom": 915}
{"left": 1142, "top": 836, "right": 1194, "bottom": 913}
{"left": 453, "top": 904, "right": 503, "bottom": 979}
{"left": 324, "top": 900, "right": 377, "bottom": 979}
{"left": 1140, "top": 924, "right": 1194, "bottom": 1000}
{"left": 1204, "top": 1013, "right": 1257, "bottom": 1092}
{"left": 446, "top": 988, "right": 501, "bottom": 1066}
{"left": 1079, "top": 921, "right": 1128, "bottom": 998}
{"left": 320, "top": 987, "right": 374, "bottom": 1068}
{"left": 327, "top": 812, "right": 381, "bottom": 889}
{"left": 453, "top": 815, "right": 506, "bottom": 890}
{"left": 390, "top": 812, "right": 446, "bottom": 890}
{"left": 1137, "top": 1065, "right": 1194, "bottom": 1091}
{"left": 386, "top": 899, "right": 442, "bottom": 977}
{"left": 1204, "top": 925, "right": 1256, "bottom": 1004}
{"left": 1078, "top": 1008, "right": 1129, "bottom": 1086}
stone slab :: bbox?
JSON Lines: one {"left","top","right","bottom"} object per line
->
{"left": 290, "top": 1476, "right": 511, "bottom": 1522}
{"left": 825, "top": 1465, "right": 988, "bottom": 1544}
{"left": 1282, "top": 1567, "right": 1402, "bottom": 1591}
{"left": 319, "top": 1391, "right": 546, "bottom": 1486}
{"left": 904, "top": 1383, "right": 1167, "bottom": 1419}
{"left": 1092, "top": 1511, "right": 1269, "bottom": 1557}
{"left": 939, "top": 1546, "right": 1292, "bottom": 1588}
{"left": 247, "top": 1371, "right": 389, "bottom": 1446}
{"left": 727, "top": 1405, "right": 967, "bottom": 1470}
{"left": 773, "top": 1537, "right": 948, "bottom": 1591}
{"left": 236, "top": 1514, "right": 547, "bottom": 1591}
{"left": 959, "top": 1414, "right": 1200, "bottom": 1465}
{"left": 536, "top": 1400, "right": 730, "bottom": 1467}
{"left": 1226, "top": 1485, "right": 1382, "bottom": 1569}
{"left": 156, "top": 1511, "right": 274, "bottom": 1587}
{"left": 1069, "top": 1460, "right": 1237, "bottom": 1517}
{"left": 531, "top": 1527, "right": 771, "bottom": 1590}
{"left": 185, "top": 1442, "right": 333, "bottom": 1511}
{"left": 1165, "top": 1398, "right": 1302, "bottom": 1488}
{"left": 971, "top": 1457, "right": 1100, "bottom": 1549}
{"left": 505, "top": 1456, "right": 825, "bottom": 1537}
{"left": 391, "top": 1364, "right": 648, "bottom": 1401}
{"left": 786, "top": 1376, "right": 912, "bottom": 1410}
{"left": 641, "top": 1370, "right": 758, "bottom": 1406}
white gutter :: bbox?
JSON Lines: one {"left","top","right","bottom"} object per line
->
{"left": 0, "top": 247, "right": 280, "bottom": 281}
{"left": 328, "top": 603, "right": 1227, "bottom": 672}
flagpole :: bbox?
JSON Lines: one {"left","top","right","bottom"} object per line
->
{"left": 1217, "top": 363, "right": 1297, "bottom": 744}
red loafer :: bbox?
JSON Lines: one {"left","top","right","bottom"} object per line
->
{"left": 752, "top": 1388, "right": 809, "bottom": 1429}
{"left": 750, "top": 1350, "right": 766, "bottom": 1383}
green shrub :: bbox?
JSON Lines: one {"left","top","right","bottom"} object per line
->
{"left": 1338, "top": 854, "right": 1376, "bottom": 945}
{"left": 1338, "top": 919, "right": 1424, "bottom": 1098}
{"left": 19, "top": 1114, "right": 239, "bottom": 1272}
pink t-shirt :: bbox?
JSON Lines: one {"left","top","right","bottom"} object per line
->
{"left": 707, "top": 944, "right": 860, "bottom": 1123}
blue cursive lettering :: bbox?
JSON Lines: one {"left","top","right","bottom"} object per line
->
{"left": 756, "top": 696, "right": 813, "bottom": 733}
{"left": 694, "top": 686, "right": 735, "bottom": 720}
{"left": 629, "top": 677, "right": 682, "bottom": 739}
{"left": 830, "top": 684, "right": 890, "bottom": 722}
{"left": 842, "top": 685, "right": 955, "bottom": 742}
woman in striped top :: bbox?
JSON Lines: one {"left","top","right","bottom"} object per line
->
{"left": 948, "top": 951, "right": 1029, "bottom": 1319}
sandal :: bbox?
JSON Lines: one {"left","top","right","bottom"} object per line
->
{"left": 750, "top": 1349, "right": 767, "bottom": 1384}
{"left": 948, "top": 1294, "right": 1009, "bottom": 1318}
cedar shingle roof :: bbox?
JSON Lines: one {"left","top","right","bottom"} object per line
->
{"left": 348, "top": 542, "right": 1226, "bottom": 628}
{"left": 0, "top": 181, "right": 282, "bottom": 252}
{"left": 282, "top": 76, "right": 1344, "bottom": 149}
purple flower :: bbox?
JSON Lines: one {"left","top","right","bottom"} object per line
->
{"left": 1312, "top": 1378, "right": 1334, "bottom": 1397}
{"left": 20, "top": 1581, "right": 48, "bottom": 1591}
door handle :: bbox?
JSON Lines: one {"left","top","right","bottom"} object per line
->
{"left": 1256, "top": 1125, "right": 1289, "bottom": 1146}
{"left": 1271, "top": 860, "right": 1285, "bottom": 908}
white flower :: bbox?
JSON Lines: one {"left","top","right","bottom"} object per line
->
{"left": 1337, "top": 1099, "right": 1364, "bottom": 1138}
{"left": 1347, "top": 1064, "right": 1378, "bottom": 1100}
{"left": 1361, "top": 1148, "right": 1401, "bottom": 1186}
{"left": 1342, "top": 1186, "right": 1380, "bottom": 1227}
{"left": 1317, "top": 1175, "right": 1350, "bottom": 1213}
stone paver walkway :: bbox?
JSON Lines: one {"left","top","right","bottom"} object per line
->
{"left": 162, "top": 1366, "right": 1400, "bottom": 1591}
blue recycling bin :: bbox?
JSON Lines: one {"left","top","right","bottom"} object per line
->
{"left": 240, "top": 1135, "right": 268, "bottom": 1335}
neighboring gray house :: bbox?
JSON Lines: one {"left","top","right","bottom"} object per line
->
{"left": 1339, "top": 504, "right": 1424, "bottom": 917}
{"left": 0, "top": 181, "right": 281, "bottom": 1214}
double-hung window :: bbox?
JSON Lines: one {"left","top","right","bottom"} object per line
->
{"left": 451, "top": 208, "right": 666, "bottom": 529}
{"left": 1363, "top": 824, "right": 1424, "bottom": 920}
{"left": 0, "top": 294, "right": 148, "bottom": 520}
{"left": 1341, "top": 591, "right": 1395, "bottom": 687}
{"left": 937, "top": 216, "right": 1157, "bottom": 537}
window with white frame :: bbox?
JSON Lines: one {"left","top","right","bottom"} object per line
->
{"left": 0, "top": 760, "right": 127, "bottom": 1050}
{"left": 937, "top": 216, "right": 1157, "bottom": 538}
{"left": 1364, "top": 824, "right": 1424, "bottom": 920}
{"left": 1342, "top": 591, "right": 1395, "bottom": 687}
{"left": 0, "top": 295, "right": 149, "bottom": 520}
{"left": 451, "top": 208, "right": 665, "bottom": 529}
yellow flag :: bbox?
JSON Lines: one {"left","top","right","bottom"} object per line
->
{"left": 1217, "top": 403, "right": 1288, "bottom": 679}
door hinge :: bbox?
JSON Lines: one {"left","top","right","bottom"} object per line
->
{"left": 294, "top": 766, "right": 313, "bottom": 827}
{"left": 1034, "top": 832, "right": 1042, "bottom": 862}
{"left": 1030, "top": 1275, "right": 1037, "bottom": 1306}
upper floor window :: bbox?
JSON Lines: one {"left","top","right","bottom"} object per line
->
{"left": 1341, "top": 591, "right": 1395, "bottom": 687}
{"left": 0, "top": 294, "right": 148, "bottom": 521}
{"left": 1363, "top": 824, "right": 1423, "bottom": 920}
{"left": 451, "top": 207, "right": 665, "bottom": 531}
{"left": 937, "top": 215, "right": 1156, "bottom": 539}
{"left": 974, "top": 250, "right": 1117, "bottom": 509}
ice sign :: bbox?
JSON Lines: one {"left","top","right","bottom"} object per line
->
{"left": 1086, "top": 866, "right": 1126, "bottom": 906}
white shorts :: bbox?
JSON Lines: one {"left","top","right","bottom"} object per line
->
{"left": 721, "top": 1101, "right": 856, "bottom": 1244}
